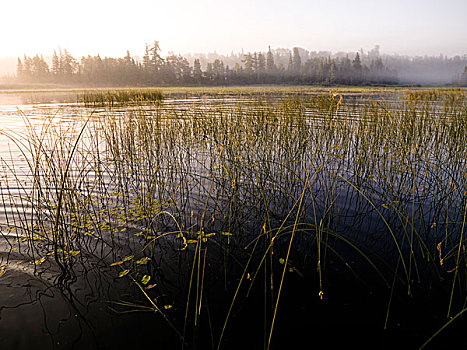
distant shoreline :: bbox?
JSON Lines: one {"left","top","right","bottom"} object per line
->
{"left": 1, "top": 84, "right": 465, "bottom": 94}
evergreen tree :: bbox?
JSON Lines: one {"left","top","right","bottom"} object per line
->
{"left": 212, "top": 59, "right": 225, "bottom": 84}
{"left": 16, "top": 58, "right": 24, "bottom": 78}
{"left": 179, "top": 57, "right": 192, "bottom": 84}
{"left": 143, "top": 44, "right": 151, "bottom": 70}
{"left": 205, "top": 62, "right": 214, "bottom": 82}
{"left": 266, "top": 46, "right": 275, "bottom": 72}
{"left": 124, "top": 50, "right": 134, "bottom": 65}
{"left": 193, "top": 59, "right": 202, "bottom": 84}
{"left": 329, "top": 60, "right": 336, "bottom": 84}
{"left": 460, "top": 66, "right": 467, "bottom": 86}
{"left": 257, "top": 53, "right": 266, "bottom": 72}
{"left": 352, "top": 52, "right": 363, "bottom": 84}
{"left": 287, "top": 53, "right": 293, "bottom": 72}
{"left": 149, "top": 41, "right": 163, "bottom": 72}
{"left": 52, "top": 50, "right": 61, "bottom": 76}
{"left": 352, "top": 52, "right": 362, "bottom": 72}
{"left": 292, "top": 47, "right": 301, "bottom": 72}
{"left": 61, "top": 49, "right": 77, "bottom": 76}
{"left": 31, "top": 55, "right": 49, "bottom": 78}
{"left": 243, "top": 53, "right": 254, "bottom": 72}
{"left": 253, "top": 53, "right": 258, "bottom": 72}
{"left": 23, "top": 55, "right": 32, "bottom": 78}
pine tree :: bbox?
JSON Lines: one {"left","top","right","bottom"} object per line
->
{"left": 287, "top": 53, "right": 293, "bottom": 72}
{"left": 352, "top": 52, "right": 362, "bottom": 72}
{"left": 460, "top": 66, "right": 467, "bottom": 86}
{"left": 52, "top": 50, "right": 61, "bottom": 76}
{"left": 31, "top": 55, "right": 49, "bottom": 78}
{"left": 16, "top": 58, "right": 24, "bottom": 78}
{"left": 266, "top": 46, "right": 275, "bottom": 72}
{"left": 243, "top": 53, "right": 254, "bottom": 72}
{"left": 193, "top": 59, "right": 202, "bottom": 84}
{"left": 149, "top": 41, "right": 163, "bottom": 72}
{"left": 61, "top": 49, "right": 76, "bottom": 76}
{"left": 257, "top": 53, "right": 266, "bottom": 72}
{"left": 292, "top": 47, "right": 301, "bottom": 72}
{"left": 23, "top": 55, "right": 32, "bottom": 79}
{"left": 352, "top": 52, "right": 363, "bottom": 84}
{"left": 253, "top": 53, "right": 258, "bottom": 72}
{"left": 212, "top": 59, "right": 225, "bottom": 84}
{"left": 143, "top": 44, "right": 151, "bottom": 70}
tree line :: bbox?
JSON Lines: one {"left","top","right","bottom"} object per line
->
{"left": 456, "top": 66, "right": 467, "bottom": 86}
{"left": 14, "top": 42, "right": 403, "bottom": 86}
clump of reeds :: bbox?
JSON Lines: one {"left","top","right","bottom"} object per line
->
{"left": 78, "top": 88, "right": 163, "bottom": 107}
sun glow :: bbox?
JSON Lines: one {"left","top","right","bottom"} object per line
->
{"left": 1, "top": 0, "right": 466, "bottom": 59}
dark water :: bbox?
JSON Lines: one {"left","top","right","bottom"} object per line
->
{"left": 0, "top": 90, "right": 466, "bottom": 349}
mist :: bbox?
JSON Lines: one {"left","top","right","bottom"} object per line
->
{"left": 183, "top": 47, "right": 467, "bottom": 86}
{"left": 0, "top": 57, "right": 16, "bottom": 76}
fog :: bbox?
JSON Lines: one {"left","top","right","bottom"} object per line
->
{"left": 184, "top": 47, "right": 467, "bottom": 85}
{"left": 0, "top": 57, "right": 16, "bottom": 76}
{"left": 386, "top": 55, "right": 467, "bottom": 85}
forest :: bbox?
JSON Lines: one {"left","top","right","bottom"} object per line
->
{"left": 9, "top": 42, "right": 467, "bottom": 87}
{"left": 13, "top": 42, "right": 399, "bottom": 86}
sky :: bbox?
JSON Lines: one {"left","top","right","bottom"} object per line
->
{"left": 1, "top": 0, "right": 466, "bottom": 59}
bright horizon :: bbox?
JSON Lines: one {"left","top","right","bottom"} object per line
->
{"left": 1, "top": 0, "right": 466, "bottom": 59}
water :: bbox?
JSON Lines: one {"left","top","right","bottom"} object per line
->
{"left": 0, "top": 89, "right": 465, "bottom": 349}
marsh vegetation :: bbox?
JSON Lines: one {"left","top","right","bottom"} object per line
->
{"left": 0, "top": 87, "right": 466, "bottom": 349}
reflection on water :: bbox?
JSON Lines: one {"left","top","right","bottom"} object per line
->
{"left": 0, "top": 89, "right": 466, "bottom": 349}
{"left": 0, "top": 90, "right": 81, "bottom": 107}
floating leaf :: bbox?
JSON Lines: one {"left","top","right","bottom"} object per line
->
{"left": 141, "top": 275, "right": 151, "bottom": 285}
{"left": 146, "top": 284, "right": 157, "bottom": 290}
{"left": 279, "top": 258, "right": 285, "bottom": 264}
{"left": 187, "top": 239, "right": 198, "bottom": 244}
{"left": 164, "top": 305, "right": 173, "bottom": 310}
{"left": 31, "top": 257, "right": 46, "bottom": 265}
{"left": 122, "top": 255, "right": 134, "bottom": 262}
{"left": 118, "top": 269, "right": 130, "bottom": 277}
{"left": 110, "top": 260, "right": 123, "bottom": 266}
{"left": 221, "top": 232, "right": 232, "bottom": 236}
{"left": 136, "top": 257, "right": 151, "bottom": 265}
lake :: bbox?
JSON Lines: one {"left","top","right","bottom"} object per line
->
{"left": 0, "top": 87, "right": 466, "bottom": 349}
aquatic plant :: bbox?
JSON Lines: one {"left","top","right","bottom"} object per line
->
{"left": 78, "top": 88, "right": 164, "bottom": 106}
{"left": 0, "top": 87, "right": 466, "bottom": 348}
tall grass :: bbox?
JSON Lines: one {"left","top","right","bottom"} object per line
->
{"left": 78, "top": 88, "right": 163, "bottom": 106}
{"left": 0, "top": 88, "right": 466, "bottom": 348}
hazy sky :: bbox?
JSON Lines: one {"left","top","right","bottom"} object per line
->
{"left": 1, "top": 0, "right": 466, "bottom": 58}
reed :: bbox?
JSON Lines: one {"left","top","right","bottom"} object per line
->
{"left": 0, "top": 87, "right": 466, "bottom": 348}
{"left": 78, "top": 88, "right": 163, "bottom": 106}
